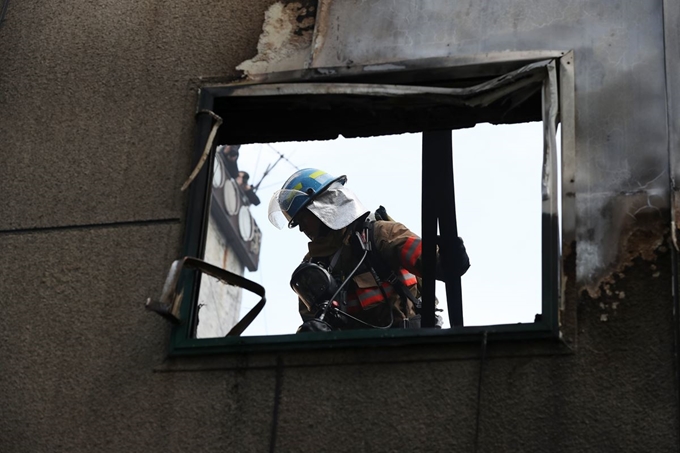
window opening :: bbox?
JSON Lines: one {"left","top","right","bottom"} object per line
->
{"left": 149, "top": 53, "right": 573, "bottom": 352}
{"left": 453, "top": 122, "right": 544, "bottom": 326}
{"left": 195, "top": 122, "right": 546, "bottom": 337}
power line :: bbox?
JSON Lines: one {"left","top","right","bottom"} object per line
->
{"left": 252, "top": 144, "right": 301, "bottom": 191}
{"left": 256, "top": 179, "right": 288, "bottom": 192}
{"left": 267, "top": 144, "right": 300, "bottom": 171}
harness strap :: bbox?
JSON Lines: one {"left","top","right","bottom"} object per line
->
{"left": 363, "top": 221, "right": 422, "bottom": 316}
{"left": 328, "top": 246, "right": 343, "bottom": 273}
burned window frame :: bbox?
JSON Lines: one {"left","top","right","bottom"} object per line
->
{"left": 166, "top": 51, "right": 575, "bottom": 356}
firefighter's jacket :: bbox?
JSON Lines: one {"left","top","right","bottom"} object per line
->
{"left": 298, "top": 219, "right": 428, "bottom": 329}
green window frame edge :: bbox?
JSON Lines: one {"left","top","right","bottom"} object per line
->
{"left": 166, "top": 50, "right": 576, "bottom": 357}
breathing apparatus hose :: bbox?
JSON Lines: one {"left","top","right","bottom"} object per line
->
{"left": 318, "top": 232, "right": 394, "bottom": 330}
{"left": 318, "top": 247, "right": 368, "bottom": 322}
{"left": 330, "top": 302, "right": 395, "bottom": 330}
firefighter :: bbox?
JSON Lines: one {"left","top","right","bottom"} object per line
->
{"left": 268, "top": 168, "right": 470, "bottom": 332}
{"left": 220, "top": 144, "right": 241, "bottom": 179}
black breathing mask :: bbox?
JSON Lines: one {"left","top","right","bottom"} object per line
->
{"left": 290, "top": 261, "right": 340, "bottom": 312}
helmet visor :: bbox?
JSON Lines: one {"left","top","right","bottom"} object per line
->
{"left": 307, "top": 182, "right": 368, "bottom": 230}
{"left": 268, "top": 189, "right": 309, "bottom": 229}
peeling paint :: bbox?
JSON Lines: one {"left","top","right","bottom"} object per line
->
{"left": 236, "top": 2, "right": 316, "bottom": 78}
{"left": 309, "top": 0, "right": 330, "bottom": 66}
{"left": 581, "top": 211, "right": 667, "bottom": 299}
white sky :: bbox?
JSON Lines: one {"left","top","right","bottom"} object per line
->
{"left": 220, "top": 122, "right": 544, "bottom": 336}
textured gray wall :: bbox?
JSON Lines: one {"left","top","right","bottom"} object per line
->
{"left": 0, "top": 0, "right": 270, "bottom": 230}
{"left": 1, "top": 1, "right": 678, "bottom": 452}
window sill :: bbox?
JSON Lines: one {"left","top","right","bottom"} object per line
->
{"left": 156, "top": 322, "right": 572, "bottom": 372}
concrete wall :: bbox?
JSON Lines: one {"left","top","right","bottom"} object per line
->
{"left": 0, "top": 1, "right": 678, "bottom": 452}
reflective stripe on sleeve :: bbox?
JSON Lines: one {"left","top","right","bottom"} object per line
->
{"left": 400, "top": 237, "right": 422, "bottom": 269}
{"left": 399, "top": 269, "right": 417, "bottom": 286}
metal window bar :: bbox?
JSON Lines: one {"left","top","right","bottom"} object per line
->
{"left": 422, "top": 130, "right": 463, "bottom": 328}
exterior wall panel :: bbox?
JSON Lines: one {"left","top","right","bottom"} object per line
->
{"left": 0, "top": 0, "right": 276, "bottom": 230}
{"left": 0, "top": 0, "right": 678, "bottom": 451}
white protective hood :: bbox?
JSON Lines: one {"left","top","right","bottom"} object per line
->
{"left": 307, "top": 182, "right": 369, "bottom": 230}
{"left": 268, "top": 181, "right": 368, "bottom": 230}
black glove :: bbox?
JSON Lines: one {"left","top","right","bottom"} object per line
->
{"left": 436, "top": 236, "right": 470, "bottom": 280}
{"left": 297, "top": 319, "right": 333, "bottom": 333}
{"left": 453, "top": 236, "right": 470, "bottom": 276}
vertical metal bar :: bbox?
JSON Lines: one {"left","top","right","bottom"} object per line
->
{"left": 559, "top": 52, "right": 576, "bottom": 335}
{"left": 421, "top": 132, "right": 439, "bottom": 328}
{"left": 422, "top": 130, "right": 463, "bottom": 327}
{"left": 436, "top": 131, "right": 464, "bottom": 327}
{"left": 542, "top": 61, "right": 560, "bottom": 334}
